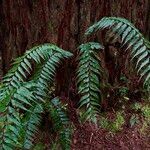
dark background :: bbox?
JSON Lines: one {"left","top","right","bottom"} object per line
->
{"left": 0, "top": 0, "right": 150, "bottom": 85}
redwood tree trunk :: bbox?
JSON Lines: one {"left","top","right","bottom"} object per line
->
{"left": 0, "top": 0, "right": 150, "bottom": 91}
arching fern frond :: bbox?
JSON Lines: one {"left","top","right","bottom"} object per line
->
{"left": 86, "top": 17, "right": 150, "bottom": 88}
{"left": 2, "top": 43, "right": 72, "bottom": 92}
{"left": 77, "top": 42, "right": 103, "bottom": 121}
{"left": 47, "top": 97, "right": 71, "bottom": 150}
{"left": 0, "top": 43, "right": 73, "bottom": 106}
{"left": 35, "top": 52, "right": 70, "bottom": 102}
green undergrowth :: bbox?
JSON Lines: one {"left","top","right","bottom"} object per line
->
{"left": 131, "top": 102, "right": 150, "bottom": 134}
{"left": 33, "top": 143, "right": 45, "bottom": 150}
{"left": 99, "top": 102, "right": 150, "bottom": 134}
{"left": 99, "top": 111, "right": 125, "bottom": 133}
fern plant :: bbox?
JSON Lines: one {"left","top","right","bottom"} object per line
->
{"left": 77, "top": 42, "right": 103, "bottom": 121}
{"left": 0, "top": 17, "right": 150, "bottom": 150}
{"left": 0, "top": 43, "right": 73, "bottom": 150}
{"left": 47, "top": 97, "right": 71, "bottom": 150}
{"left": 85, "top": 17, "right": 150, "bottom": 89}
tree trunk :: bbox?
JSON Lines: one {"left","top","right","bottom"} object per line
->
{"left": 0, "top": 0, "right": 149, "bottom": 91}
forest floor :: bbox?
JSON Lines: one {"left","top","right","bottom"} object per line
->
{"left": 28, "top": 94, "right": 150, "bottom": 150}
{"left": 70, "top": 101, "right": 150, "bottom": 150}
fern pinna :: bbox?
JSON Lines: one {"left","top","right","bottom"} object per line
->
{"left": 0, "top": 44, "right": 73, "bottom": 150}
{"left": 48, "top": 97, "right": 71, "bottom": 150}
{"left": 22, "top": 104, "right": 43, "bottom": 149}
{"left": 77, "top": 42, "right": 104, "bottom": 121}
{"left": 86, "top": 17, "right": 150, "bottom": 89}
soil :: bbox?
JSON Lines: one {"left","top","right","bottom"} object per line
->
{"left": 68, "top": 102, "right": 150, "bottom": 150}
{"left": 71, "top": 122, "right": 150, "bottom": 150}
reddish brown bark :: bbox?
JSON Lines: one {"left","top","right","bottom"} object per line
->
{"left": 0, "top": 0, "right": 149, "bottom": 88}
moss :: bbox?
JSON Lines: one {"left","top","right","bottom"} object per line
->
{"left": 132, "top": 102, "right": 142, "bottom": 111}
{"left": 99, "top": 117, "right": 109, "bottom": 129}
{"left": 140, "top": 104, "right": 150, "bottom": 134}
{"left": 111, "top": 112, "right": 125, "bottom": 132}
{"left": 132, "top": 102, "right": 150, "bottom": 120}
{"left": 140, "top": 121, "right": 149, "bottom": 135}
{"left": 141, "top": 105, "right": 150, "bottom": 119}
{"left": 132, "top": 102, "right": 150, "bottom": 134}
{"left": 33, "top": 143, "right": 45, "bottom": 150}
{"left": 99, "top": 111, "right": 125, "bottom": 133}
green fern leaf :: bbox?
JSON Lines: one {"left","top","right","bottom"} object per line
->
{"left": 77, "top": 42, "right": 103, "bottom": 121}
{"left": 0, "top": 43, "right": 73, "bottom": 150}
{"left": 2, "top": 43, "right": 73, "bottom": 91}
{"left": 48, "top": 97, "right": 71, "bottom": 150}
{"left": 0, "top": 82, "right": 37, "bottom": 150}
{"left": 85, "top": 17, "right": 150, "bottom": 87}
{"left": 34, "top": 51, "right": 73, "bottom": 102}
{"left": 22, "top": 104, "right": 43, "bottom": 149}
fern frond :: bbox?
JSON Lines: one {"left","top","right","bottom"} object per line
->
{"left": 77, "top": 42, "right": 103, "bottom": 121}
{"left": 86, "top": 17, "right": 150, "bottom": 88}
{"left": 0, "top": 43, "right": 73, "bottom": 104}
{"left": 0, "top": 82, "right": 37, "bottom": 150}
{"left": 59, "top": 128, "right": 71, "bottom": 150}
{"left": 0, "top": 107, "right": 21, "bottom": 150}
{"left": 48, "top": 97, "right": 71, "bottom": 150}
{"left": 0, "top": 43, "right": 73, "bottom": 149}
{"left": 22, "top": 104, "right": 43, "bottom": 149}
{"left": 35, "top": 52, "right": 72, "bottom": 102}
{"left": 2, "top": 43, "right": 73, "bottom": 91}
